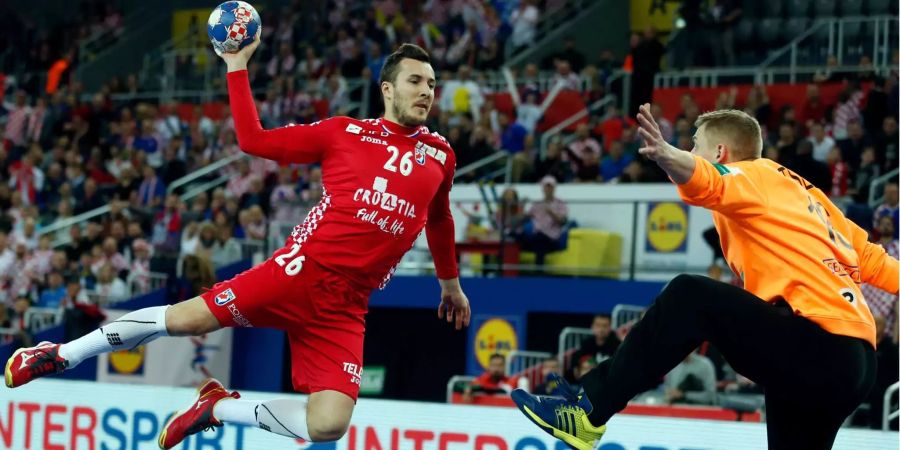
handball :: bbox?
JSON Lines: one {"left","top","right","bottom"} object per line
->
{"left": 207, "top": 1, "right": 261, "bottom": 56}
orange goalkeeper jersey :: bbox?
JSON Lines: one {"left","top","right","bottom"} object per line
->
{"left": 678, "top": 155, "right": 899, "bottom": 347}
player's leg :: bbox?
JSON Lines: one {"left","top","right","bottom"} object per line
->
{"left": 762, "top": 329, "right": 876, "bottom": 450}
{"left": 5, "top": 296, "right": 220, "bottom": 388}
{"left": 205, "top": 280, "right": 364, "bottom": 442}
{"left": 212, "top": 389, "right": 354, "bottom": 442}
{"left": 511, "top": 274, "right": 872, "bottom": 449}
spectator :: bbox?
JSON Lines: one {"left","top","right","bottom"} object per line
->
{"left": 838, "top": 120, "right": 871, "bottom": 174}
{"left": 566, "top": 123, "right": 602, "bottom": 175}
{"left": 226, "top": 160, "right": 255, "bottom": 200}
{"left": 801, "top": 84, "right": 827, "bottom": 127}
{"left": 94, "top": 263, "right": 129, "bottom": 304}
{"left": 774, "top": 122, "right": 799, "bottom": 164}
{"left": 710, "top": 0, "right": 741, "bottom": 66}
{"left": 515, "top": 92, "right": 542, "bottom": 136}
{"left": 833, "top": 86, "right": 865, "bottom": 140}
{"left": 4, "top": 91, "right": 31, "bottom": 150}
{"left": 91, "top": 237, "right": 128, "bottom": 276}
{"left": 194, "top": 222, "right": 218, "bottom": 262}
{"left": 808, "top": 122, "right": 836, "bottom": 164}
{"left": 440, "top": 65, "right": 484, "bottom": 122}
{"left": 76, "top": 178, "right": 104, "bottom": 215}
{"left": 552, "top": 36, "right": 586, "bottom": 73}
{"left": 152, "top": 193, "right": 182, "bottom": 253}
{"left": 874, "top": 182, "right": 899, "bottom": 236}
{"left": 9, "top": 154, "right": 44, "bottom": 206}
{"left": 601, "top": 140, "right": 634, "bottom": 182}
{"left": 599, "top": 104, "right": 635, "bottom": 150}
{"left": 465, "top": 353, "right": 520, "bottom": 401}
{"left": 137, "top": 166, "right": 165, "bottom": 210}
{"left": 270, "top": 168, "right": 301, "bottom": 222}
{"left": 518, "top": 176, "right": 568, "bottom": 266}
{"left": 851, "top": 147, "right": 881, "bottom": 203}
{"left": 499, "top": 113, "right": 528, "bottom": 153}
{"left": 532, "top": 138, "right": 572, "bottom": 183}
{"left": 552, "top": 60, "right": 581, "bottom": 91}
{"left": 572, "top": 314, "right": 621, "bottom": 373}
{"left": 495, "top": 187, "right": 527, "bottom": 238}
{"left": 509, "top": 0, "right": 539, "bottom": 52}
{"left": 129, "top": 239, "right": 152, "bottom": 294}
{"left": 37, "top": 272, "right": 67, "bottom": 308}
{"left": 212, "top": 225, "right": 243, "bottom": 268}
{"left": 826, "top": 147, "right": 850, "bottom": 199}
{"left": 532, "top": 358, "right": 563, "bottom": 395}
{"left": 789, "top": 141, "right": 832, "bottom": 193}
{"left": 630, "top": 27, "right": 665, "bottom": 115}
{"left": 875, "top": 116, "right": 899, "bottom": 172}
{"left": 664, "top": 351, "right": 717, "bottom": 405}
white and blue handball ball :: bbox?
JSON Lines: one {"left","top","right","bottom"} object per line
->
{"left": 207, "top": 1, "right": 261, "bottom": 56}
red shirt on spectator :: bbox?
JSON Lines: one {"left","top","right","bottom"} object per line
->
{"left": 598, "top": 115, "right": 636, "bottom": 150}
{"left": 471, "top": 372, "right": 519, "bottom": 393}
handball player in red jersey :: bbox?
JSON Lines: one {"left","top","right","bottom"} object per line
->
{"left": 5, "top": 33, "right": 471, "bottom": 448}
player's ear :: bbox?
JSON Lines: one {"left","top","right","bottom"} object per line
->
{"left": 716, "top": 144, "right": 728, "bottom": 163}
{"left": 381, "top": 81, "right": 393, "bottom": 101}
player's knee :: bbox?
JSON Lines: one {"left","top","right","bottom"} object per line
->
{"left": 165, "top": 299, "right": 220, "bottom": 336}
{"left": 658, "top": 274, "right": 703, "bottom": 305}
{"left": 307, "top": 414, "right": 350, "bottom": 442}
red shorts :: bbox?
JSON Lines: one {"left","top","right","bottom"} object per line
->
{"left": 201, "top": 249, "right": 368, "bottom": 401}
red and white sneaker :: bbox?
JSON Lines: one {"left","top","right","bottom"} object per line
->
{"left": 5, "top": 341, "right": 68, "bottom": 388}
{"left": 158, "top": 378, "right": 241, "bottom": 449}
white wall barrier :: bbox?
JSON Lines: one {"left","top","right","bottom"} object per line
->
{"left": 1, "top": 380, "right": 895, "bottom": 450}
{"left": 444, "top": 184, "right": 716, "bottom": 282}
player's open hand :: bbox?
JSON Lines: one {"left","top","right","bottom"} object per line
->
{"left": 438, "top": 288, "right": 471, "bottom": 331}
{"left": 636, "top": 103, "right": 679, "bottom": 162}
{"left": 220, "top": 28, "right": 262, "bottom": 72}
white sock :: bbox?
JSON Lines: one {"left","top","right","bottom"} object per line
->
{"left": 215, "top": 398, "right": 312, "bottom": 441}
{"left": 59, "top": 306, "right": 169, "bottom": 368}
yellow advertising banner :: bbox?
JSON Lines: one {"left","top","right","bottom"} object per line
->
{"left": 630, "top": 0, "right": 681, "bottom": 33}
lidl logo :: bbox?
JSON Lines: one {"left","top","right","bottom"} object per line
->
{"left": 109, "top": 346, "right": 145, "bottom": 375}
{"left": 646, "top": 202, "right": 688, "bottom": 253}
{"left": 474, "top": 318, "right": 518, "bottom": 370}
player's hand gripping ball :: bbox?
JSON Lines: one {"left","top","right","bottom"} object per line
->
{"left": 207, "top": 1, "right": 261, "bottom": 56}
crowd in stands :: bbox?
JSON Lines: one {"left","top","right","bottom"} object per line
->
{"left": 0, "top": 86, "right": 334, "bottom": 345}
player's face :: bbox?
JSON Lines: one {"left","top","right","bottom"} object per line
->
{"left": 691, "top": 125, "right": 725, "bottom": 163}
{"left": 387, "top": 59, "right": 436, "bottom": 126}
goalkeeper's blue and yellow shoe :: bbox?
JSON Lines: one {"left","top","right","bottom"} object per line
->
{"left": 511, "top": 382, "right": 606, "bottom": 450}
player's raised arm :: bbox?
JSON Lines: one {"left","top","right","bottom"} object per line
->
{"left": 220, "top": 31, "right": 330, "bottom": 165}
{"left": 637, "top": 105, "right": 769, "bottom": 217}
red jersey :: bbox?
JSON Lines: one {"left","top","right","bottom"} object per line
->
{"left": 227, "top": 70, "right": 459, "bottom": 290}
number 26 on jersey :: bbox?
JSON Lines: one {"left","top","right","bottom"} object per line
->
{"left": 383, "top": 145, "right": 413, "bottom": 176}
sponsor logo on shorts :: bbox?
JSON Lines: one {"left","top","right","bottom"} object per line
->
{"left": 343, "top": 362, "right": 362, "bottom": 385}
{"left": 228, "top": 303, "right": 253, "bottom": 327}
{"left": 215, "top": 288, "right": 236, "bottom": 306}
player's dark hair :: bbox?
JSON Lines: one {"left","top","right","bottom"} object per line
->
{"left": 489, "top": 353, "right": 506, "bottom": 363}
{"left": 380, "top": 44, "right": 431, "bottom": 85}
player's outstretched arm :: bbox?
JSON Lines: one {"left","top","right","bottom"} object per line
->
{"left": 845, "top": 215, "right": 900, "bottom": 294}
{"left": 636, "top": 103, "right": 696, "bottom": 184}
{"left": 637, "top": 103, "right": 768, "bottom": 216}
{"left": 218, "top": 31, "right": 329, "bottom": 165}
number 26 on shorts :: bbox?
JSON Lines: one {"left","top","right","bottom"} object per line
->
{"left": 275, "top": 244, "right": 305, "bottom": 276}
